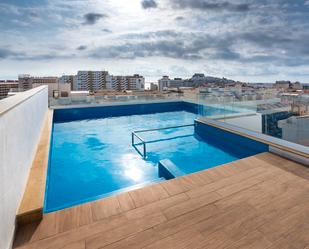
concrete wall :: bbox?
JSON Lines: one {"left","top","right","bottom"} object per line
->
{"left": 0, "top": 86, "right": 48, "bottom": 249}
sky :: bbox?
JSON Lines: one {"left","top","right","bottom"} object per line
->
{"left": 1, "top": 0, "right": 309, "bottom": 83}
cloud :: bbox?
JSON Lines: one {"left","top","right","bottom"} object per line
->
{"left": 175, "top": 16, "right": 185, "bottom": 21}
{"left": 209, "top": 48, "right": 240, "bottom": 60}
{"left": 85, "top": 26, "right": 309, "bottom": 68}
{"left": 102, "top": 28, "right": 112, "bottom": 33}
{"left": 1, "top": 0, "right": 309, "bottom": 82}
{"left": 169, "top": 0, "right": 250, "bottom": 12}
{"left": 82, "top": 13, "right": 107, "bottom": 25}
{"left": 0, "top": 48, "right": 16, "bottom": 58}
{"left": 121, "top": 30, "right": 178, "bottom": 40}
{"left": 89, "top": 40, "right": 203, "bottom": 60}
{"left": 0, "top": 47, "right": 73, "bottom": 61}
{"left": 77, "top": 45, "right": 87, "bottom": 51}
{"left": 141, "top": 0, "right": 158, "bottom": 9}
{"left": 89, "top": 31, "right": 233, "bottom": 60}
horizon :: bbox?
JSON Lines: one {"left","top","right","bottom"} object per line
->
{"left": 1, "top": 0, "right": 309, "bottom": 82}
{"left": 1, "top": 72, "right": 300, "bottom": 84}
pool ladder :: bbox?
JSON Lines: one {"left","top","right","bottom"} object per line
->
{"left": 131, "top": 124, "right": 195, "bottom": 159}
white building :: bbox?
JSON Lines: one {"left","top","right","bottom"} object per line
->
{"left": 158, "top": 76, "right": 170, "bottom": 91}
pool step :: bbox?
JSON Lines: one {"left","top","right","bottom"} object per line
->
{"left": 158, "top": 159, "right": 186, "bottom": 180}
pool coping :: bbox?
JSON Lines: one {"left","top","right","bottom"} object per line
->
{"left": 196, "top": 117, "right": 309, "bottom": 160}
{"left": 50, "top": 99, "right": 182, "bottom": 110}
{"left": 16, "top": 109, "right": 53, "bottom": 225}
{"left": 44, "top": 178, "right": 165, "bottom": 213}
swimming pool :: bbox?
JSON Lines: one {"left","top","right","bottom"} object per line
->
{"left": 45, "top": 101, "right": 268, "bottom": 212}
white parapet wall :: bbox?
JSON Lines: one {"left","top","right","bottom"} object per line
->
{"left": 0, "top": 86, "right": 48, "bottom": 249}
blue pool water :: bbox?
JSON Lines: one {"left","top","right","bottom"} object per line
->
{"left": 46, "top": 102, "right": 267, "bottom": 212}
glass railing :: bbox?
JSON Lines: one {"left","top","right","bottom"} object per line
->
{"left": 197, "top": 91, "right": 309, "bottom": 148}
{"left": 49, "top": 93, "right": 185, "bottom": 107}
{"left": 48, "top": 89, "right": 309, "bottom": 148}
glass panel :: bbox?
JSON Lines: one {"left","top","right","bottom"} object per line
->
{"left": 197, "top": 87, "right": 309, "bottom": 148}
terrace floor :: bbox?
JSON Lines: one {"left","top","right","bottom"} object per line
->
{"left": 14, "top": 152, "right": 309, "bottom": 249}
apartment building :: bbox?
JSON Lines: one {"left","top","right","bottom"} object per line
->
{"left": 76, "top": 71, "right": 144, "bottom": 92}
{"left": 0, "top": 80, "right": 19, "bottom": 99}
{"left": 111, "top": 76, "right": 126, "bottom": 91}
{"left": 76, "top": 71, "right": 111, "bottom": 92}
{"left": 126, "top": 74, "right": 145, "bottom": 91}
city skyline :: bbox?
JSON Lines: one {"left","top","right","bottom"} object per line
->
{"left": 1, "top": 0, "right": 309, "bottom": 82}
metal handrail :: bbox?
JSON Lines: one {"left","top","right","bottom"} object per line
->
{"left": 131, "top": 123, "right": 195, "bottom": 159}
{"left": 134, "top": 124, "right": 195, "bottom": 134}
{"left": 132, "top": 132, "right": 147, "bottom": 158}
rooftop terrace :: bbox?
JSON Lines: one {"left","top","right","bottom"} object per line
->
{"left": 1, "top": 86, "right": 308, "bottom": 249}
{"left": 13, "top": 152, "right": 309, "bottom": 249}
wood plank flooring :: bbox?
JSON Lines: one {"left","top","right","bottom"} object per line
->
{"left": 13, "top": 152, "right": 309, "bottom": 249}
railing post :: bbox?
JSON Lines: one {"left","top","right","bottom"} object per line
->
{"left": 132, "top": 132, "right": 134, "bottom": 146}
{"left": 143, "top": 142, "right": 146, "bottom": 158}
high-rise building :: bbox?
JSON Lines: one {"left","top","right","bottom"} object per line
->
{"left": 76, "top": 71, "right": 144, "bottom": 92}
{"left": 76, "top": 71, "right": 111, "bottom": 91}
{"left": 112, "top": 76, "right": 127, "bottom": 91}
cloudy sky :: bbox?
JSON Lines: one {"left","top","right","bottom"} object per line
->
{"left": 1, "top": 0, "right": 309, "bottom": 82}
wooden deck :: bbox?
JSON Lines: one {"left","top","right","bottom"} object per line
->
{"left": 14, "top": 152, "right": 309, "bottom": 249}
